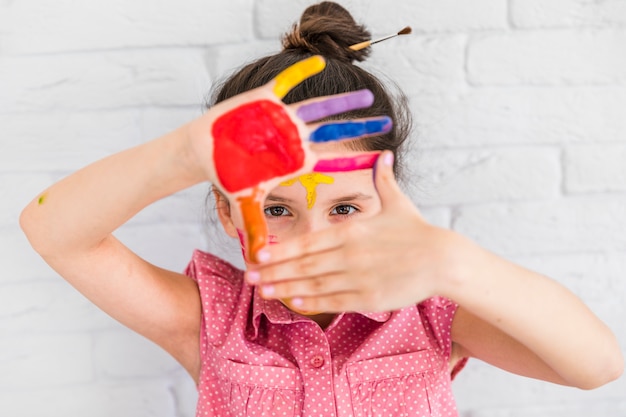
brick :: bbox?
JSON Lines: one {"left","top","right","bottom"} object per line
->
{"left": 468, "top": 30, "right": 626, "bottom": 85}
{"left": 204, "top": 41, "right": 279, "bottom": 82}
{"left": 171, "top": 371, "right": 199, "bottom": 417}
{"left": 452, "top": 196, "right": 626, "bottom": 255}
{"left": 565, "top": 144, "right": 626, "bottom": 193}
{"left": 510, "top": 252, "right": 626, "bottom": 302}
{"left": 511, "top": 0, "right": 626, "bottom": 28}
{"left": 0, "top": 227, "right": 55, "bottom": 282}
{"left": 416, "top": 207, "right": 451, "bottom": 229}
{"left": 0, "top": 333, "right": 93, "bottom": 388}
{"left": 0, "top": 110, "right": 140, "bottom": 172}
{"left": 255, "top": 0, "right": 507, "bottom": 39}
{"left": 2, "top": 0, "right": 253, "bottom": 54}
{"left": 0, "top": 382, "right": 178, "bottom": 417}
{"left": 0, "top": 281, "right": 115, "bottom": 332}
{"left": 413, "top": 147, "right": 560, "bottom": 206}
{"left": 364, "top": 35, "right": 466, "bottom": 97}
{"left": 411, "top": 86, "right": 626, "bottom": 148}
{"left": 140, "top": 107, "right": 204, "bottom": 142}
{"left": 461, "top": 399, "right": 626, "bottom": 417}
{"left": 0, "top": 50, "right": 211, "bottom": 112}
{"left": 0, "top": 173, "right": 54, "bottom": 226}
{"left": 114, "top": 223, "right": 205, "bottom": 273}
{"left": 126, "top": 183, "right": 209, "bottom": 226}
{"left": 94, "top": 329, "right": 181, "bottom": 379}
{"left": 455, "top": 355, "right": 626, "bottom": 413}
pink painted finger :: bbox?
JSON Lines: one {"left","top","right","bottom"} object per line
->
{"left": 296, "top": 89, "right": 374, "bottom": 123}
{"left": 313, "top": 152, "right": 381, "bottom": 172}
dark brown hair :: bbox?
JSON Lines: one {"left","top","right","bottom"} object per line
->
{"left": 207, "top": 1, "right": 413, "bottom": 180}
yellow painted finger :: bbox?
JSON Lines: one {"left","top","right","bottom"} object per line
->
{"left": 272, "top": 56, "right": 326, "bottom": 99}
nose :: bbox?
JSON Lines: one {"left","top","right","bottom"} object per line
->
{"left": 294, "top": 212, "right": 330, "bottom": 235}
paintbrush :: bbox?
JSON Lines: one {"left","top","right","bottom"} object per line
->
{"left": 349, "top": 26, "right": 412, "bottom": 51}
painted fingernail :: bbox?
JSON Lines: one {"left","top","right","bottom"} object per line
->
{"left": 384, "top": 152, "right": 394, "bottom": 166}
{"left": 262, "top": 285, "right": 275, "bottom": 296}
{"left": 257, "top": 249, "right": 271, "bottom": 263}
{"left": 247, "top": 271, "right": 260, "bottom": 283}
{"left": 291, "top": 297, "right": 303, "bottom": 307}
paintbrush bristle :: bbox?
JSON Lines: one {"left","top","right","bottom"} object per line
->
{"left": 398, "top": 26, "right": 412, "bottom": 35}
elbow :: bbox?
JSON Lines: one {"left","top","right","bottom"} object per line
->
{"left": 575, "top": 348, "right": 624, "bottom": 390}
{"left": 19, "top": 205, "right": 50, "bottom": 257}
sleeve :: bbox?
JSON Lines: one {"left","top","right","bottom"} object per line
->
{"left": 184, "top": 250, "right": 243, "bottom": 347}
{"left": 418, "top": 296, "right": 468, "bottom": 379}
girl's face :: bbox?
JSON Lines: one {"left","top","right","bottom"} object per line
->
{"left": 216, "top": 168, "right": 381, "bottom": 260}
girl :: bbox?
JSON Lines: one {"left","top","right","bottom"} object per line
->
{"left": 20, "top": 2, "right": 623, "bottom": 416}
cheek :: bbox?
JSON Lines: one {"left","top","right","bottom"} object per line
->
{"left": 236, "top": 229, "right": 279, "bottom": 247}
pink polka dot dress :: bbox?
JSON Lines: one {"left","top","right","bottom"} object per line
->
{"left": 185, "top": 250, "right": 466, "bottom": 417}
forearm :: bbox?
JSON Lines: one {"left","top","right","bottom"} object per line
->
{"left": 442, "top": 237, "right": 623, "bottom": 388}
{"left": 20, "top": 123, "right": 207, "bottom": 259}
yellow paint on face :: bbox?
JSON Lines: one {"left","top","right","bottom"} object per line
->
{"left": 37, "top": 194, "right": 46, "bottom": 205}
{"left": 272, "top": 56, "right": 326, "bottom": 99}
{"left": 280, "top": 173, "right": 334, "bottom": 209}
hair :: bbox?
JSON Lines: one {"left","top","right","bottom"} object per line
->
{"left": 206, "top": 1, "right": 413, "bottom": 181}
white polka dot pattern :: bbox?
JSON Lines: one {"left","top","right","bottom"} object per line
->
{"left": 184, "top": 250, "right": 465, "bottom": 417}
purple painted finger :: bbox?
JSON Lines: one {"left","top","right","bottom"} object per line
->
{"left": 296, "top": 89, "right": 374, "bottom": 123}
{"left": 313, "top": 152, "right": 380, "bottom": 172}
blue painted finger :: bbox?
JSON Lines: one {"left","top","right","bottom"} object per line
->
{"left": 309, "top": 117, "right": 392, "bottom": 143}
{"left": 296, "top": 89, "right": 374, "bottom": 122}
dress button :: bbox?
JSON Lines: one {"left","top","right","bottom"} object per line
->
{"left": 310, "top": 354, "right": 325, "bottom": 368}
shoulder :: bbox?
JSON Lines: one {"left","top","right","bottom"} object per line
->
{"left": 185, "top": 249, "right": 244, "bottom": 287}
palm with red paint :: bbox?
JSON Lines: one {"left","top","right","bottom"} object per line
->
{"left": 188, "top": 56, "right": 391, "bottom": 262}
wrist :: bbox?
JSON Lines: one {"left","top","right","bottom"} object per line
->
{"left": 430, "top": 229, "right": 486, "bottom": 301}
{"left": 179, "top": 119, "right": 215, "bottom": 184}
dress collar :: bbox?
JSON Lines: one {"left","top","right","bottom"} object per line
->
{"left": 249, "top": 285, "right": 392, "bottom": 339}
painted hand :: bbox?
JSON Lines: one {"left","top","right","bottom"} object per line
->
{"left": 246, "top": 151, "right": 476, "bottom": 313}
{"left": 205, "top": 56, "right": 392, "bottom": 263}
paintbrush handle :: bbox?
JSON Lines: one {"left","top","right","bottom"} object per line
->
{"left": 349, "top": 40, "right": 371, "bottom": 51}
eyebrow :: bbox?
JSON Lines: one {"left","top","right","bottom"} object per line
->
{"left": 327, "top": 192, "right": 373, "bottom": 205}
{"left": 265, "top": 192, "right": 373, "bottom": 205}
{"left": 265, "top": 195, "right": 295, "bottom": 204}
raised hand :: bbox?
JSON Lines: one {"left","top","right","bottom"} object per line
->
{"left": 244, "top": 151, "right": 476, "bottom": 313}
{"left": 197, "top": 56, "right": 392, "bottom": 263}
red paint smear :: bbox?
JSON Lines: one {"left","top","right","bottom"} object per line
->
{"left": 213, "top": 100, "right": 305, "bottom": 193}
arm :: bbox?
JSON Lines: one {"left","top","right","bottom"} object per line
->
{"left": 251, "top": 151, "right": 624, "bottom": 388}
{"left": 20, "top": 126, "right": 207, "bottom": 380}
{"left": 447, "top": 245, "right": 624, "bottom": 389}
{"left": 20, "top": 56, "right": 392, "bottom": 381}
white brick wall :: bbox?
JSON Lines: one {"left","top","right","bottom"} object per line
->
{"left": 1, "top": 0, "right": 624, "bottom": 416}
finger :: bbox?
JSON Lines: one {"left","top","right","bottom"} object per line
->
{"left": 235, "top": 189, "right": 269, "bottom": 264}
{"left": 272, "top": 55, "right": 326, "bottom": 99}
{"left": 258, "top": 271, "right": 350, "bottom": 301}
{"left": 254, "top": 223, "right": 343, "bottom": 265}
{"left": 372, "top": 151, "right": 419, "bottom": 214}
{"left": 313, "top": 151, "right": 380, "bottom": 172}
{"left": 309, "top": 117, "right": 392, "bottom": 143}
{"left": 254, "top": 247, "right": 346, "bottom": 286}
{"left": 286, "top": 291, "right": 368, "bottom": 314}
{"left": 295, "top": 89, "right": 374, "bottom": 123}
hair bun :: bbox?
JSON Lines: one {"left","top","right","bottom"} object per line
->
{"left": 281, "top": 1, "right": 371, "bottom": 63}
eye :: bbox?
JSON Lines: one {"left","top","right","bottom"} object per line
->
{"left": 264, "top": 206, "right": 291, "bottom": 217}
{"left": 331, "top": 204, "right": 358, "bottom": 216}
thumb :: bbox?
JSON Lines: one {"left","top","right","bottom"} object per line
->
{"left": 373, "top": 151, "right": 405, "bottom": 210}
